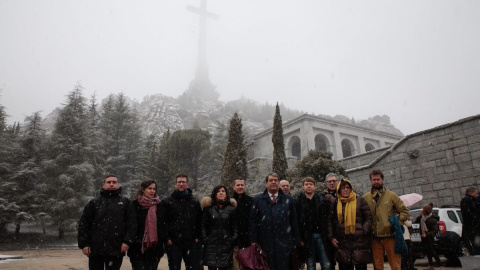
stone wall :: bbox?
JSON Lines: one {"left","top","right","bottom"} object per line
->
{"left": 338, "top": 115, "right": 480, "bottom": 208}
{"left": 339, "top": 146, "right": 389, "bottom": 169}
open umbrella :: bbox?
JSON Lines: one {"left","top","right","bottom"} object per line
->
{"left": 399, "top": 193, "right": 423, "bottom": 207}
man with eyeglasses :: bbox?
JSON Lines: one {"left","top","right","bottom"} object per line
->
{"left": 162, "top": 174, "right": 202, "bottom": 270}
{"left": 322, "top": 173, "right": 339, "bottom": 270}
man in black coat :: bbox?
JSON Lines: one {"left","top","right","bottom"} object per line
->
{"left": 232, "top": 177, "right": 253, "bottom": 249}
{"left": 321, "top": 173, "right": 339, "bottom": 270}
{"left": 78, "top": 174, "right": 137, "bottom": 270}
{"left": 249, "top": 172, "right": 301, "bottom": 270}
{"left": 162, "top": 174, "right": 202, "bottom": 270}
{"left": 460, "top": 186, "right": 480, "bottom": 255}
{"left": 297, "top": 177, "right": 330, "bottom": 270}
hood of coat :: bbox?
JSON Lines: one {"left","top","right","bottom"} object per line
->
{"left": 201, "top": 196, "right": 237, "bottom": 209}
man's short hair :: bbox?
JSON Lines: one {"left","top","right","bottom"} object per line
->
{"left": 325, "top": 173, "right": 338, "bottom": 182}
{"left": 302, "top": 177, "right": 316, "bottom": 185}
{"left": 104, "top": 174, "right": 117, "bottom": 182}
{"left": 369, "top": 169, "right": 384, "bottom": 180}
{"left": 234, "top": 178, "right": 245, "bottom": 184}
{"left": 466, "top": 186, "right": 478, "bottom": 195}
{"left": 265, "top": 172, "right": 279, "bottom": 183}
{"left": 175, "top": 174, "right": 189, "bottom": 182}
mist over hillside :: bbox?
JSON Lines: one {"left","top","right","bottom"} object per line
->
{"left": 40, "top": 91, "right": 403, "bottom": 139}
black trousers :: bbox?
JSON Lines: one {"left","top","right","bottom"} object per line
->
{"left": 89, "top": 255, "right": 123, "bottom": 270}
{"left": 421, "top": 236, "right": 441, "bottom": 265}
{"left": 338, "top": 263, "right": 367, "bottom": 270}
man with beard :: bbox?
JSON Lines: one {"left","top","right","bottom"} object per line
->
{"left": 249, "top": 172, "right": 301, "bottom": 270}
{"left": 78, "top": 175, "right": 137, "bottom": 270}
{"left": 162, "top": 174, "right": 202, "bottom": 270}
{"left": 363, "top": 169, "right": 408, "bottom": 270}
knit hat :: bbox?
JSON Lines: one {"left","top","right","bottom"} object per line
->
{"left": 423, "top": 202, "right": 433, "bottom": 214}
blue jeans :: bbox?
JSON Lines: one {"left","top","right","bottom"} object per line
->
{"left": 307, "top": 233, "right": 330, "bottom": 270}
{"left": 165, "top": 242, "right": 200, "bottom": 270}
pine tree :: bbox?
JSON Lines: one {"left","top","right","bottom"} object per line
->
{"left": 41, "top": 83, "right": 97, "bottom": 238}
{"left": 272, "top": 103, "right": 288, "bottom": 180}
{"left": 167, "top": 128, "right": 211, "bottom": 189}
{"left": 221, "top": 112, "right": 247, "bottom": 189}
{"left": 294, "top": 149, "right": 346, "bottom": 182}
{"left": 100, "top": 93, "right": 142, "bottom": 184}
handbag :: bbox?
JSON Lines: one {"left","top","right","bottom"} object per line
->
{"left": 236, "top": 245, "right": 270, "bottom": 270}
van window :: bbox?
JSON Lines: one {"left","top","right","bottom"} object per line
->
{"left": 447, "top": 210, "right": 458, "bottom": 223}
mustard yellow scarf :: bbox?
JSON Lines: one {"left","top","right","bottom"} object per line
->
{"left": 336, "top": 180, "right": 357, "bottom": 235}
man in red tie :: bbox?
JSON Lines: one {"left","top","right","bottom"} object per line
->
{"left": 249, "top": 173, "right": 301, "bottom": 270}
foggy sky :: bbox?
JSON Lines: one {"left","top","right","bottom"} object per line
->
{"left": 1, "top": 0, "right": 479, "bottom": 135}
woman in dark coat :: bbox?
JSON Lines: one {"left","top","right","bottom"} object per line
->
{"left": 201, "top": 184, "right": 238, "bottom": 270}
{"left": 415, "top": 202, "right": 441, "bottom": 267}
{"left": 128, "top": 180, "right": 165, "bottom": 270}
{"left": 328, "top": 179, "right": 372, "bottom": 270}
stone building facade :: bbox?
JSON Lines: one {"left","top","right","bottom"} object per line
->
{"left": 250, "top": 113, "right": 403, "bottom": 160}
{"left": 339, "top": 114, "right": 480, "bottom": 207}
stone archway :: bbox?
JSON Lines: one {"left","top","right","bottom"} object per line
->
{"left": 341, "top": 139, "right": 355, "bottom": 158}
{"left": 314, "top": 134, "right": 329, "bottom": 152}
{"left": 365, "top": 143, "right": 375, "bottom": 152}
{"left": 288, "top": 136, "right": 302, "bottom": 159}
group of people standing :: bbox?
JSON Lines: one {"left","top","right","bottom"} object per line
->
{"left": 84, "top": 168, "right": 480, "bottom": 270}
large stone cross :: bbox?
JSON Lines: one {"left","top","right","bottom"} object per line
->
{"left": 187, "top": 0, "right": 219, "bottom": 84}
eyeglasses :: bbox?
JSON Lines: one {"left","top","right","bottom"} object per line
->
{"left": 176, "top": 181, "right": 187, "bottom": 184}
{"left": 326, "top": 180, "right": 337, "bottom": 183}
{"left": 340, "top": 187, "right": 351, "bottom": 190}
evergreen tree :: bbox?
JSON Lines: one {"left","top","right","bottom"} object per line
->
{"left": 86, "top": 94, "right": 105, "bottom": 179}
{"left": 9, "top": 112, "right": 47, "bottom": 235}
{"left": 100, "top": 93, "right": 142, "bottom": 184}
{"left": 293, "top": 149, "right": 346, "bottom": 182}
{"left": 41, "top": 83, "right": 97, "bottom": 238}
{"left": 221, "top": 112, "right": 247, "bottom": 189}
{"left": 155, "top": 128, "right": 173, "bottom": 195}
{"left": 167, "top": 128, "right": 211, "bottom": 189}
{"left": 138, "top": 134, "right": 159, "bottom": 180}
{"left": 0, "top": 100, "right": 25, "bottom": 233}
{"left": 272, "top": 103, "right": 288, "bottom": 180}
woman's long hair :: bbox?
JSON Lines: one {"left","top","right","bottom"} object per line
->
{"left": 136, "top": 180, "right": 157, "bottom": 198}
{"left": 210, "top": 184, "right": 230, "bottom": 204}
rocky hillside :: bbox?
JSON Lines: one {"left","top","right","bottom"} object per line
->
{"left": 41, "top": 93, "right": 403, "bottom": 139}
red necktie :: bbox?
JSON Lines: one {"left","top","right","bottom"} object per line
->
{"left": 272, "top": 194, "right": 276, "bottom": 203}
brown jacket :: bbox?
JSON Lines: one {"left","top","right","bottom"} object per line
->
{"left": 328, "top": 196, "right": 372, "bottom": 265}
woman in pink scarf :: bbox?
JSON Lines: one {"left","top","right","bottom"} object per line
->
{"left": 128, "top": 180, "right": 165, "bottom": 270}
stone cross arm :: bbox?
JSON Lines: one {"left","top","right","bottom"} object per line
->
{"left": 187, "top": 5, "right": 219, "bottom": 20}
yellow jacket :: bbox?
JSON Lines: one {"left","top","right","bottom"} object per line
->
{"left": 363, "top": 188, "right": 409, "bottom": 237}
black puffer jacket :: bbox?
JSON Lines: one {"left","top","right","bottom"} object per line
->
{"left": 328, "top": 196, "right": 372, "bottom": 265}
{"left": 78, "top": 188, "right": 136, "bottom": 257}
{"left": 201, "top": 197, "right": 238, "bottom": 267}
{"left": 128, "top": 200, "right": 166, "bottom": 261}
{"left": 162, "top": 189, "right": 202, "bottom": 245}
